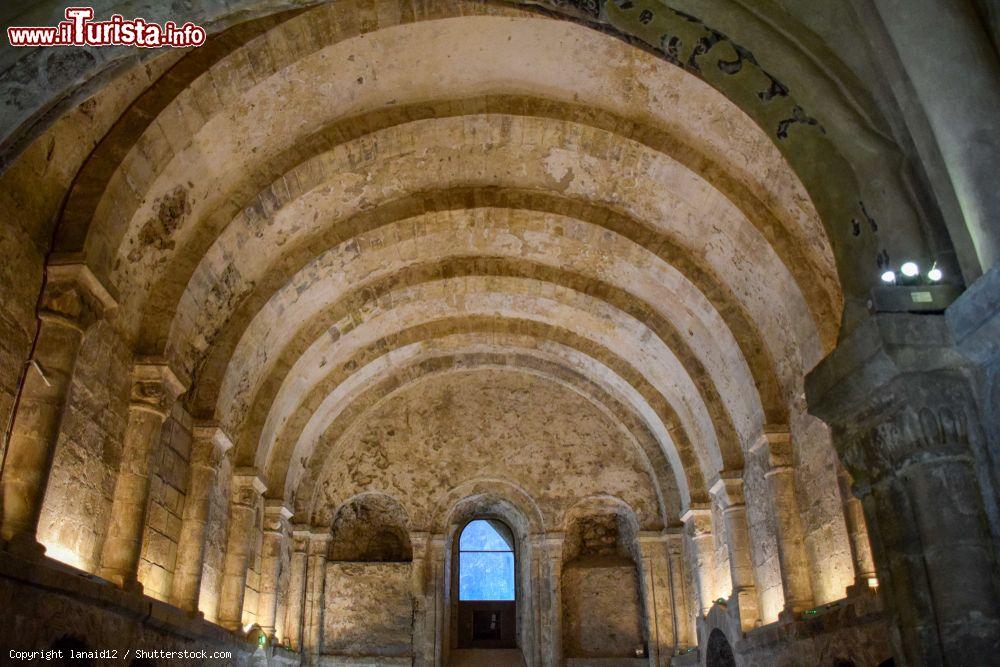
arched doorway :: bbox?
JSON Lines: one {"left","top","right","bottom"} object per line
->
{"left": 706, "top": 628, "right": 737, "bottom": 667}
{"left": 454, "top": 519, "right": 517, "bottom": 649}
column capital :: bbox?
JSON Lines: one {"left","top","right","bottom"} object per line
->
{"left": 429, "top": 533, "right": 447, "bottom": 558}
{"left": 637, "top": 530, "right": 670, "bottom": 545}
{"left": 409, "top": 531, "right": 430, "bottom": 560}
{"left": 231, "top": 468, "right": 266, "bottom": 506}
{"left": 541, "top": 532, "right": 565, "bottom": 555}
{"left": 129, "top": 360, "right": 186, "bottom": 418}
{"left": 308, "top": 530, "right": 331, "bottom": 556}
{"left": 192, "top": 420, "right": 234, "bottom": 448}
{"left": 291, "top": 524, "right": 312, "bottom": 551}
{"left": 41, "top": 257, "right": 117, "bottom": 328}
{"left": 680, "top": 504, "right": 712, "bottom": 535}
{"left": 709, "top": 470, "right": 746, "bottom": 508}
{"left": 750, "top": 427, "right": 794, "bottom": 472}
{"left": 637, "top": 531, "right": 670, "bottom": 559}
{"left": 264, "top": 500, "right": 294, "bottom": 533}
{"left": 807, "top": 313, "right": 966, "bottom": 422}
{"left": 807, "top": 313, "right": 979, "bottom": 485}
{"left": 190, "top": 421, "right": 234, "bottom": 466}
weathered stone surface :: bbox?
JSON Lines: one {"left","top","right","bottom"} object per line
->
{"left": 323, "top": 562, "right": 414, "bottom": 658}
{"left": 1, "top": 1, "right": 994, "bottom": 665}
{"left": 562, "top": 557, "right": 644, "bottom": 659}
{"left": 310, "top": 370, "right": 662, "bottom": 531}
{"left": 0, "top": 549, "right": 253, "bottom": 663}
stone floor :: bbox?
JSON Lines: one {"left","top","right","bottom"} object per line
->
{"left": 449, "top": 649, "right": 527, "bottom": 666}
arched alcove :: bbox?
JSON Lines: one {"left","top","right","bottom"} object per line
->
{"left": 706, "top": 628, "right": 737, "bottom": 667}
{"left": 322, "top": 493, "right": 415, "bottom": 661}
{"left": 561, "top": 498, "right": 647, "bottom": 661}
{"left": 455, "top": 519, "right": 518, "bottom": 649}
{"left": 0, "top": 0, "right": 994, "bottom": 664}
{"left": 444, "top": 492, "right": 538, "bottom": 666}
{"left": 328, "top": 493, "right": 413, "bottom": 563}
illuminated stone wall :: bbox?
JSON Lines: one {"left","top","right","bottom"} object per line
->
{"left": 322, "top": 562, "right": 413, "bottom": 659}
{"left": 36, "top": 323, "right": 131, "bottom": 571}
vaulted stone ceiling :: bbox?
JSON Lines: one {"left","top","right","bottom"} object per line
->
{"left": 66, "top": 2, "right": 841, "bottom": 519}
{"left": 1, "top": 0, "right": 876, "bottom": 591}
{"left": 2, "top": 1, "right": 997, "bottom": 663}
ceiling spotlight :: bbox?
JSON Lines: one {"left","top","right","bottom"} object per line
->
{"left": 927, "top": 266, "right": 943, "bottom": 282}
{"left": 901, "top": 261, "right": 919, "bottom": 277}
{"left": 880, "top": 270, "right": 896, "bottom": 284}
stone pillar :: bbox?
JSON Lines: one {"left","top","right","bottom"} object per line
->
{"left": 752, "top": 429, "right": 814, "bottom": 616}
{"left": 680, "top": 506, "right": 715, "bottom": 617}
{"left": 528, "top": 534, "right": 545, "bottom": 667}
{"left": 169, "top": 422, "right": 233, "bottom": 612}
{"left": 638, "top": 532, "right": 676, "bottom": 666}
{"left": 542, "top": 534, "right": 564, "bottom": 667}
{"left": 836, "top": 465, "right": 877, "bottom": 594}
{"left": 429, "top": 535, "right": 446, "bottom": 667}
{"left": 0, "top": 262, "right": 115, "bottom": 554}
{"left": 302, "top": 530, "right": 330, "bottom": 663}
{"left": 98, "top": 360, "right": 185, "bottom": 589}
{"left": 807, "top": 313, "right": 1000, "bottom": 665}
{"left": 281, "top": 527, "right": 310, "bottom": 651}
{"left": 665, "top": 532, "right": 694, "bottom": 649}
{"left": 710, "top": 474, "right": 761, "bottom": 631}
{"left": 410, "top": 531, "right": 433, "bottom": 667}
{"left": 217, "top": 469, "right": 266, "bottom": 631}
{"left": 258, "top": 500, "right": 292, "bottom": 638}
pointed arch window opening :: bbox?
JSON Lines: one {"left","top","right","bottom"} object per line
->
{"left": 458, "top": 519, "right": 516, "bottom": 601}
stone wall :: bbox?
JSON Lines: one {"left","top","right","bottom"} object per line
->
{"left": 0, "top": 550, "right": 255, "bottom": 664}
{"left": 322, "top": 562, "right": 413, "bottom": 659}
{"left": 734, "top": 593, "right": 891, "bottom": 667}
{"left": 562, "top": 556, "right": 644, "bottom": 659}
{"left": 310, "top": 370, "right": 664, "bottom": 531}
{"left": 0, "top": 53, "right": 179, "bottom": 464}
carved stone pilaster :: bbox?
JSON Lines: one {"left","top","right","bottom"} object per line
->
{"left": 1, "top": 261, "right": 116, "bottom": 553}
{"left": 750, "top": 428, "right": 814, "bottom": 616}
{"left": 664, "top": 531, "right": 695, "bottom": 648}
{"left": 807, "top": 312, "right": 1000, "bottom": 664}
{"left": 258, "top": 501, "right": 293, "bottom": 637}
{"left": 410, "top": 531, "right": 433, "bottom": 667}
{"left": 282, "top": 526, "right": 312, "bottom": 650}
{"left": 303, "top": 531, "right": 331, "bottom": 663}
{"left": 170, "top": 422, "right": 234, "bottom": 612}
{"left": 542, "top": 533, "right": 564, "bottom": 667}
{"left": 836, "top": 465, "right": 877, "bottom": 594}
{"left": 710, "top": 473, "right": 760, "bottom": 631}
{"left": 217, "top": 470, "right": 266, "bottom": 630}
{"left": 98, "top": 360, "right": 186, "bottom": 590}
{"left": 680, "top": 506, "right": 715, "bottom": 617}
{"left": 638, "top": 532, "right": 676, "bottom": 663}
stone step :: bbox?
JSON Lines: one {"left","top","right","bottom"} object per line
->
{"left": 449, "top": 649, "right": 527, "bottom": 667}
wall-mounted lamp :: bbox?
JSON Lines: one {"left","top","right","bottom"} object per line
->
{"left": 871, "top": 260, "right": 960, "bottom": 313}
